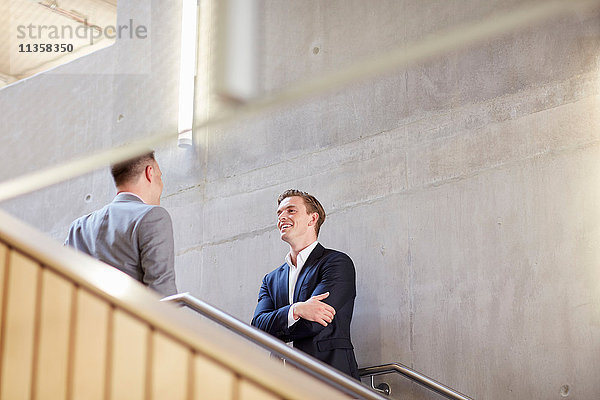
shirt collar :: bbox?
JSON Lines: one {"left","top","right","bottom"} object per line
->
{"left": 285, "top": 240, "right": 319, "bottom": 270}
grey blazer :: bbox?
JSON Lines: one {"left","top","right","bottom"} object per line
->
{"left": 65, "top": 193, "right": 177, "bottom": 296}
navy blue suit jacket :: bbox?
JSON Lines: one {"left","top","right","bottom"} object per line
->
{"left": 251, "top": 243, "right": 359, "bottom": 379}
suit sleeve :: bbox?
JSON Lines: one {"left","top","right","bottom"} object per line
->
{"left": 287, "top": 253, "right": 356, "bottom": 341}
{"left": 137, "top": 207, "right": 177, "bottom": 296}
{"left": 64, "top": 221, "right": 75, "bottom": 247}
{"left": 251, "top": 275, "right": 293, "bottom": 340}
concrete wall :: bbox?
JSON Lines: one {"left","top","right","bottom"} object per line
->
{"left": 0, "top": 0, "right": 186, "bottom": 237}
{"left": 1, "top": 1, "right": 600, "bottom": 399}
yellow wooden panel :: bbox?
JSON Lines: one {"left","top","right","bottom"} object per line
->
{"left": 239, "top": 379, "right": 280, "bottom": 400}
{"left": 110, "top": 310, "right": 149, "bottom": 400}
{"left": 71, "top": 289, "right": 110, "bottom": 400}
{"left": 150, "top": 332, "right": 190, "bottom": 400}
{"left": 0, "top": 243, "right": 6, "bottom": 314}
{"left": 0, "top": 251, "right": 40, "bottom": 400}
{"left": 0, "top": 243, "right": 7, "bottom": 352}
{"left": 193, "top": 354, "right": 235, "bottom": 400}
{"left": 34, "top": 269, "right": 74, "bottom": 400}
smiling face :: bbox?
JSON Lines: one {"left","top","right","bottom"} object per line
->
{"left": 277, "top": 196, "right": 319, "bottom": 248}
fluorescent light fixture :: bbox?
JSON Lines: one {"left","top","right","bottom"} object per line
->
{"left": 216, "top": 0, "right": 258, "bottom": 101}
{"left": 178, "top": 0, "right": 198, "bottom": 147}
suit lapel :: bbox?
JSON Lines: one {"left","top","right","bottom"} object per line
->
{"left": 293, "top": 243, "right": 324, "bottom": 303}
{"left": 278, "top": 263, "right": 290, "bottom": 306}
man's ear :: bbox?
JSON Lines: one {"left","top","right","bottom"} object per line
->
{"left": 308, "top": 212, "right": 319, "bottom": 226}
{"left": 145, "top": 165, "right": 153, "bottom": 183}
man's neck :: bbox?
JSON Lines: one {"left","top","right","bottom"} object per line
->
{"left": 288, "top": 238, "right": 317, "bottom": 266}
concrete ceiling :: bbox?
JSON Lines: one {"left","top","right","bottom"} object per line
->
{"left": 0, "top": 0, "right": 117, "bottom": 87}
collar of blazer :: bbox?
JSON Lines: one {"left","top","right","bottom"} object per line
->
{"left": 113, "top": 192, "right": 145, "bottom": 203}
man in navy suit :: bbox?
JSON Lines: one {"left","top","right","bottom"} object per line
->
{"left": 251, "top": 189, "right": 359, "bottom": 379}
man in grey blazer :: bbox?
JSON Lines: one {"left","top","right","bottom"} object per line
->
{"left": 65, "top": 151, "right": 177, "bottom": 296}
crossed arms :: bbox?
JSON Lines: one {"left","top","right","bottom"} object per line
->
{"left": 251, "top": 252, "right": 355, "bottom": 342}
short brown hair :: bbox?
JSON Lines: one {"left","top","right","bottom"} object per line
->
{"left": 111, "top": 151, "right": 156, "bottom": 187}
{"left": 278, "top": 189, "right": 326, "bottom": 236}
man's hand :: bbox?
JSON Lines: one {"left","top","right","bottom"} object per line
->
{"left": 293, "top": 292, "right": 336, "bottom": 326}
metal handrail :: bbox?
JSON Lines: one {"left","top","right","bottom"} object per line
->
{"left": 359, "top": 363, "right": 473, "bottom": 400}
{"left": 161, "top": 293, "right": 386, "bottom": 400}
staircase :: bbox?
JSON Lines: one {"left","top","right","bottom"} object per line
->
{"left": 0, "top": 208, "right": 371, "bottom": 400}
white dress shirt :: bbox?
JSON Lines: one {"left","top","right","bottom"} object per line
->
{"left": 286, "top": 240, "right": 319, "bottom": 327}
